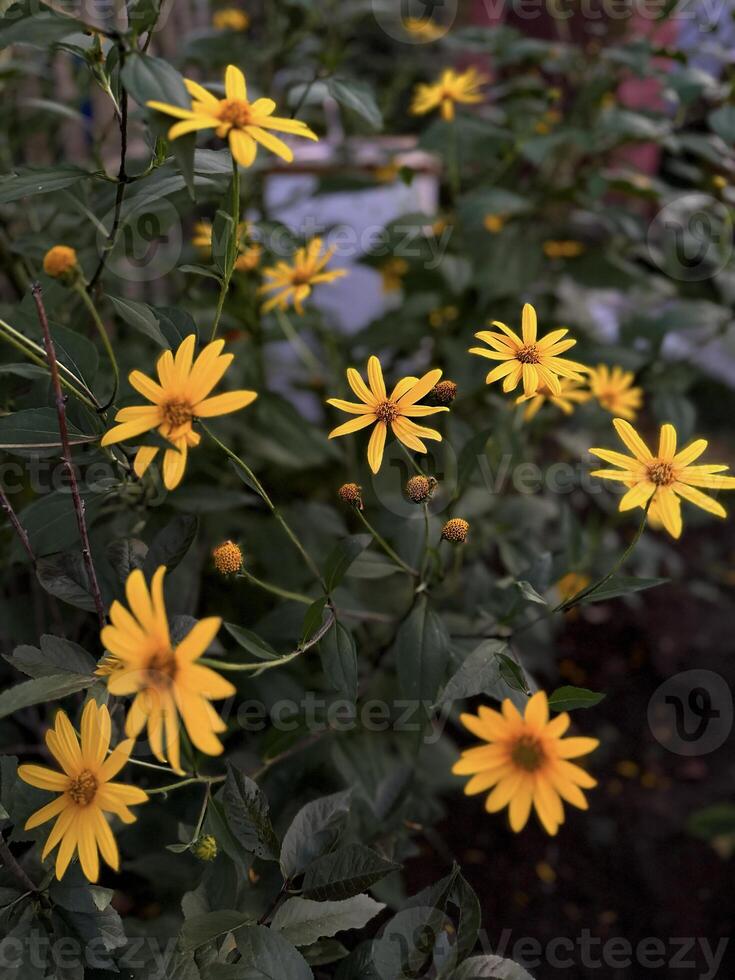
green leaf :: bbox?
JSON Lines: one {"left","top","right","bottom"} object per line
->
{"left": 106, "top": 538, "right": 148, "bottom": 583}
{"left": 301, "top": 596, "right": 328, "bottom": 645}
{"left": 144, "top": 514, "right": 198, "bottom": 576}
{"left": 212, "top": 208, "right": 235, "bottom": 276}
{"left": 5, "top": 635, "right": 95, "bottom": 679}
{"left": 0, "top": 165, "right": 91, "bottom": 203}
{"left": 324, "top": 534, "right": 371, "bottom": 592}
{"left": 180, "top": 909, "right": 251, "bottom": 951}
{"left": 396, "top": 596, "right": 450, "bottom": 708}
{"left": 435, "top": 640, "right": 508, "bottom": 708}
{"left": 688, "top": 803, "right": 735, "bottom": 840}
{"left": 497, "top": 653, "right": 530, "bottom": 695}
{"left": 709, "top": 105, "right": 735, "bottom": 143}
{"left": 17, "top": 492, "right": 107, "bottom": 558}
{"left": 319, "top": 623, "right": 358, "bottom": 703}
{"left": 327, "top": 78, "right": 383, "bottom": 131}
{"left": 547, "top": 686, "right": 606, "bottom": 712}
{"left": 271, "top": 895, "right": 384, "bottom": 948}
{"left": 153, "top": 306, "right": 200, "bottom": 347}
{"left": 577, "top": 575, "right": 668, "bottom": 604}
{"left": 108, "top": 295, "right": 167, "bottom": 347}
{"left": 302, "top": 844, "right": 400, "bottom": 901}
{"left": 0, "top": 408, "right": 97, "bottom": 453}
{"left": 372, "top": 906, "right": 455, "bottom": 980}
{"left": 36, "top": 551, "right": 98, "bottom": 611}
{"left": 224, "top": 623, "right": 279, "bottom": 661}
{"left": 516, "top": 580, "right": 547, "bottom": 605}
{"left": 280, "top": 789, "right": 351, "bottom": 878}
{"left": 235, "top": 925, "right": 314, "bottom": 979}
{"left": 0, "top": 673, "right": 93, "bottom": 721}
{"left": 222, "top": 763, "right": 281, "bottom": 862}
{"left": 452, "top": 955, "right": 535, "bottom": 979}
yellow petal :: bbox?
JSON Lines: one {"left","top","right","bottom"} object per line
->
{"left": 328, "top": 414, "right": 375, "bottom": 439}
{"left": 613, "top": 418, "right": 652, "bottom": 462}
{"left": 367, "top": 421, "right": 387, "bottom": 474}
{"left": 195, "top": 390, "right": 258, "bottom": 417}
{"left": 225, "top": 64, "right": 247, "bottom": 101}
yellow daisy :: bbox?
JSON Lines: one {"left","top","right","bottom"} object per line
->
{"left": 260, "top": 237, "right": 347, "bottom": 314}
{"left": 146, "top": 64, "right": 318, "bottom": 168}
{"left": 410, "top": 66, "right": 488, "bottom": 121}
{"left": 589, "top": 419, "right": 735, "bottom": 539}
{"left": 452, "top": 691, "right": 599, "bottom": 836}
{"left": 327, "top": 356, "right": 449, "bottom": 474}
{"left": 587, "top": 364, "right": 643, "bottom": 421}
{"left": 470, "top": 303, "right": 586, "bottom": 398}
{"left": 516, "top": 377, "right": 590, "bottom": 421}
{"left": 99, "top": 567, "right": 235, "bottom": 775}
{"left": 100, "top": 335, "right": 257, "bottom": 491}
{"left": 18, "top": 700, "right": 147, "bottom": 882}
{"left": 192, "top": 219, "right": 262, "bottom": 272}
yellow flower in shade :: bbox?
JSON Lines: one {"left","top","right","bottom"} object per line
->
{"left": 100, "top": 335, "right": 257, "bottom": 491}
{"left": 483, "top": 214, "right": 505, "bottom": 234}
{"left": 327, "top": 356, "right": 449, "bottom": 474}
{"left": 380, "top": 257, "right": 409, "bottom": 293}
{"left": 18, "top": 700, "right": 147, "bottom": 882}
{"left": 260, "top": 238, "right": 347, "bottom": 314}
{"left": 192, "top": 219, "right": 262, "bottom": 272}
{"left": 146, "top": 64, "right": 318, "bottom": 168}
{"left": 516, "top": 377, "right": 590, "bottom": 422}
{"left": 589, "top": 419, "right": 735, "bottom": 539}
{"left": 410, "top": 66, "right": 488, "bottom": 121}
{"left": 452, "top": 692, "right": 599, "bottom": 836}
{"left": 470, "top": 303, "right": 586, "bottom": 398}
{"left": 543, "top": 240, "right": 585, "bottom": 259}
{"left": 99, "top": 567, "right": 235, "bottom": 774}
{"left": 213, "top": 8, "right": 249, "bottom": 30}
{"left": 403, "top": 17, "right": 445, "bottom": 41}
{"left": 587, "top": 364, "right": 642, "bottom": 421}
{"left": 557, "top": 571, "right": 591, "bottom": 604}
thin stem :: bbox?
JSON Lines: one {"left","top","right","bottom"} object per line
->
{"left": 290, "top": 67, "right": 321, "bottom": 119}
{"left": 147, "top": 775, "right": 225, "bottom": 796}
{"left": 419, "top": 502, "right": 431, "bottom": 580}
{"left": 355, "top": 508, "right": 418, "bottom": 577}
{"left": 0, "top": 486, "right": 36, "bottom": 566}
{"left": 0, "top": 833, "right": 37, "bottom": 894}
{"left": 201, "top": 609, "right": 335, "bottom": 673}
{"left": 448, "top": 118, "right": 461, "bottom": 203}
{"left": 275, "top": 307, "right": 323, "bottom": 378}
{"left": 31, "top": 283, "right": 106, "bottom": 628}
{"left": 237, "top": 569, "right": 312, "bottom": 605}
{"left": 210, "top": 157, "right": 241, "bottom": 342}
{"left": 398, "top": 440, "right": 425, "bottom": 477}
{"left": 74, "top": 284, "right": 119, "bottom": 408}
{"left": 193, "top": 784, "right": 211, "bottom": 840}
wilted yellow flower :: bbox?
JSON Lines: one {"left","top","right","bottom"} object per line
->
{"left": 213, "top": 8, "right": 249, "bottom": 30}
{"left": 589, "top": 419, "right": 735, "bottom": 539}
{"left": 516, "top": 377, "right": 590, "bottom": 421}
{"left": 192, "top": 219, "right": 261, "bottom": 272}
{"left": 146, "top": 64, "right": 318, "bottom": 168}
{"left": 453, "top": 691, "right": 599, "bottom": 835}
{"left": 43, "top": 245, "right": 79, "bottom": 281}
{"left": 212, "top": 540, "right": 243, "bottom": 575}
{"left": 101, "top": 335, "right": 257, "bottom": 491}
{"left": 442, "top": 518, "right": 469, "bottom": 542}
{"left": 99, "top": 567, "right": 235, "bottom": 774}
{"left": 18, "top": 700, "right": 147, "bottom": 882}
{"left": 260, "top": 238, "right": 346, "bottom": 314}
{"left": 380, "top": 257, "right": 409, "bottom": 293}
{"left": 587, "top": 365, "right": 642, "bottom": 421}
{"left": 410, "top": 66, "right": 488, "bottom": 121}
{"left": 327, "top": 356, "right": 449, "bottom": 474}
{"left": 483, "top": 214, "right": 505, "bottom": 234}
{"left": 470, "top": 303, "right": 586, "bottom": 398}
{"left": 543, "top": 240, "right": 585, "bottom": 259}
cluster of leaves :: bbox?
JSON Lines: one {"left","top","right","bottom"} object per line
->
{"left": 1, "top": 1, "right": 734, "bottom": 977}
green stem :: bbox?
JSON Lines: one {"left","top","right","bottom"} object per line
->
{"left": 448, "top": 118, "right": 461, "bottom": 203}
{"left": 201, "top": 609, "right": 335, "bottom": 674}
{"left": 147, "top": 775, "right": 224, "bottom": 796}
{"left": 238, "top": 569, "right": 312, "bottom": 605}
{"left": 74, "top": 284, "right": 119, "bottom": 407}
{"left": 193, "top": 784, "right": 211, "bottom": 840}
{"left": 398, "top": 440, "right": 425, "bottom": 477}
{"left": 419, "top": 502, "right": 431, "bottom": 580}
{"left": 210, "top": 157, "right": 241, "bottom": 342}
{"left": 355, "top": 508, "right": 418, "bottom": 577}
{"left": 275, "top": 307, "right": 323, "bottom": 378}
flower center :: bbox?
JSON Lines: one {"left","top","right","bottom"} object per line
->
{"left": 68, "top": 769, "right": 98, "bottom": 806}
{"left": 374, "top": 399, "right": 400, "bottom": 423}
{"left": 516, "top": 344, "right": 541, "bottom": 364}
{"left": 647, "top": 460, "right": 675, "bottom": 486}
{"left": 162, "top": 400, "right": 194, "bottom": 430}
{"left": 511, "top": 735, "right": 545, "bottom": 772}
{"left": 217, "top": 98, "right": 253, "bottom": 128}
{"left": 144, "top": 648, "right": 178, "bottom": 689}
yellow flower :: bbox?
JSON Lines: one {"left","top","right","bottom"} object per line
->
{"left": 403, "top": 17, "right": 445, "bottom": 41}
{"left": 452, "top": 691, "right": 599, "bottom": 836}
{"left": 260, "top": 238, "right": 347, "bottom": 314}
{"left": 516, "top": 377, "right": 590, "bottom": 421}
{"left": 543, "top": 240, "right": 585, "bottom": 259}
{"left": 327, "top": 356, "right": 449, "bottom": 474}
{"left": 483, "top": 214, "right": 505, "bottom": 234}
{"left": 43, "top": 245, "right": 79, "bottom": 281}
{"left": 99, "top": 567, "right": 235, "bottom": 774}
{"left": 587, "top": 364, "right": 642, "bottom": 421}
{"left": 410, "top": 66, "right": 488, "bottom": 121}
{"left": 18, "top": 700, "right": 147, "bottom": 882}
{"left": 469, "top": 303, "right": 586, "bottom": 398}
{"left": 557, "top": 571, "right": 591, "bottom": 604}
{"left": 380, "top": 257, "right": 409, "bottom": 293}
{"left": 100, "top": 335, "right": 257, "bottom": 491}
{"left": 213, "top": 8, "right": 249, "bottom": 30}
{"left": 192, "top": 219, "right": 262, "bottom": 272}
{"left": 589, "top": 419, "right": 735, "bottom": 539}
{"left": 373, "top": 160, "right": 401, "bottom": 183}
{"left": 146, "top": 64, "right": 318, "bottom": 168}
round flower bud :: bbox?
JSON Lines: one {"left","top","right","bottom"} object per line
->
{"left": 42, "top": 245, "right": 80, "bottom": 283}
{"left": 712, "top": 175, "right": 727, "bottom": 190}
{"left": 338, "top": 483, "right": 363, "bottom": 509}
{"left": 212, "top": 540, "right": 243, "bottom": 575}
{"left": 430, "top": 380, "right": 457, "bottom": 406}
{"left": 441, "top": 518, "right": 469, "bottom": 543}
{"left": 405, "top": 475, "right": 437, "bottom": 503}
{"left": 191, "top": 834, "right": 218, "bottom": 861}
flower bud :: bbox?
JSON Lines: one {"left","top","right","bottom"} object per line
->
{"left": 43, "top": 245, "right": 80, "bottom": 284}
{"left": 212, "top": 540, "right": 243, "bottom": 575}
{"left": 441, "top": 518, "right": 469, "bottom": 543}
{"left": 430, "top": 380, "right": 457, "bottom": 405}
{"left": 338, "top": 483, "right": 363, "bottom": 509}
{"left": 191, "top": 834, "right": 217, "bottom": 861}
{"left": 405, "top": 475, "right": 437, "bottom": 503}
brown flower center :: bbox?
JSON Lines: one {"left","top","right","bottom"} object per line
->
{"left": 647, "top": 460, "right": 675, "bottom": 486}
{"left": 511, "top": 735, "right": 545, "bottom": 772}
{"left": 144, "top": 648, "right": 178, "bottom": 689}
{"left": 516, "top": 344, "right": 541, "bottom": 364}
{"left": 374, "top": 399, "right": 400, "bottom": 423}
{"left": 68, "top": 769, "right": 98, "bottom": 806}
{"left": 218, "top": 98, "right": 252, "bottom": 128}
{"left": 162, "top": 400, "right": 194, "bottom": 430}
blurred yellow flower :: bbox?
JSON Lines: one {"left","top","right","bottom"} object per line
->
{"left": 213, "top": 8, "right": 249, "bottom": 30}
{"left": 380, "top": 257, "right": 409, "bottom": 293}
{"left": 403, "top": 17, "right": 445, "bottom": 41}
{"left": 429, "top": 305, "right": 459, "bottom": 328}
{"left": 470, "top": 303, "right": 586, "bottom": 398}
{"left": 543, "top": 240, "right": 585, "bottom": 259}
{"left": 327, "top": 355, "right": 449, "bottom": 473}
{"left": 590, "top": 419, "right": 735, "bottom": 539}
{"left": 101, "top": 335, "right": 257, "bottom": 490}
{"left": 516, "top": 377, "right": 590, "bottom": 421}
{"left": 410, "top": 66, "right": 488, "bottom": 121}
{"left": 712, "top": 174, "right": 727, "bottom": 190}
{"left": 453, "top": 691, "right": 599, "bottom": 835}
{"left": 260, "top": 238, "right": 346, "bottom": 314}
{"left": 192, "top": 219, "right": 262, "bottom": 272}
{"left": 587, "top": 364, "right": 642, "bottom": 421}
{"left": 557, "top": 571, "right": 591, "bottom": 604}
{"left": 18, "top": 700, "right": 147, "bottom": 882}
{"left": 483, "top": 214, "right": 505, "bottom": 234}
{"left": 146, "top": 64, "right": 318, "bottom": 167}
{"left": 99, "top": 567, "right": 235, "bottom": 774}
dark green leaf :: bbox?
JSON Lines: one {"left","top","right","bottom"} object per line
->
{"left": 577, "top": 575, "right": 668, "bottom": 604}
{"left": 235, "top": 925, "right": 314, "bottom": 979}
{"left": 5, "top": 635, "right": 95, "bottom": 679}
{"left": 327, "top": 78, "right": 383, "bottom": 130}
{"left": 435, "top": 640, "right": 508, "bottom": 707}
{"left": 144, "top": 514, "right": 198, "bottom": 575}
{"left": 36, "top": 551, "right": 97, "bottom": 611}
{"left": 301, "top": 596, "right": 328, "bottom": 645}
{"left": 396, "top": 596, "right": 450, "bottom": 708}
{"left": 280, "top": 789, "right": 351, "bottom": 878}
{"left": 0, "top": 165, "right": 91, "bottom": 203}
{"left": 0, "top": 673, "right": 93, "bottom": 720}
{"left": 319, "top": 623, "right": 358, "bottom": 703}
{"left": 270, "top": 895, "right": 384, "bottom": 947}
{"left": 180, "top": 909, "right": 250, "bottom": 951}
{"left": 497, "top": 654, "right": 530, "bottom": 695}
{"left": 302, "top": 844, "right": 400, "bottom": 901}
{"left": 0, "top": 408, "right": 96, "bottom": 454}
{"left": 224, "top": 623, "right": 279, "bottom": 661}
{"left": 222, "top": 763, "right": 280, "bottom": 862}
{"left": 324, "top": 534, "right": 371, "bottom": 591}
{"left": 452, "top": 956, "right": 535, "bottom": 979}
{"left": 688, "top": 803, "right": 735, "bottom": 840}
{"left": 548, "top": 686, "right": 606, "bottom": 712}
{"left": 108, "top": 295, "right": 167, "bottom": 347}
